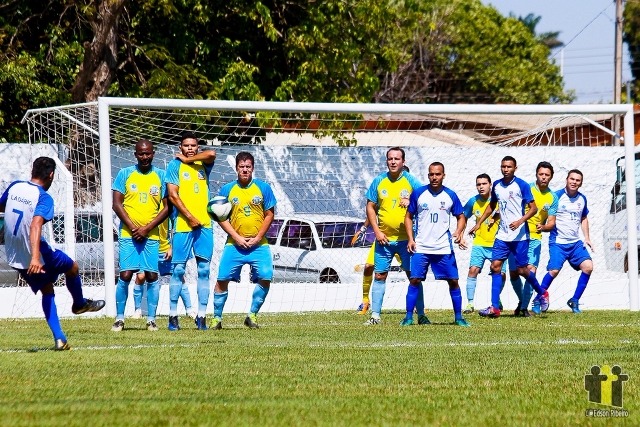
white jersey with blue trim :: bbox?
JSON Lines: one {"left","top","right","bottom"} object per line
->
{"left": 408, "top": 185, "right": 463, "bottom": 254}
{"left": 550, "top": 189, "right": 589, "bottom": 245}
{"left": 0, "top": 181, "right": 54, "bottom": 269}
{"left": 491, "top": 176, "right": 534, "bottom": 242}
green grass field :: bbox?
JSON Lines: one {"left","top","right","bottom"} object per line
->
{"left": 1, "top": 310, "right": 639, "bottom": 426}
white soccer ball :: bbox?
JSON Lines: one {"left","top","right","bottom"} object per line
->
{"left": 207, "top": 196, "right": 232, "bottom": 222}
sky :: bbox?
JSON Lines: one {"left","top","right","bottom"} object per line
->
{"left": 483, "top": 0, "right": 632, "bottom": 104}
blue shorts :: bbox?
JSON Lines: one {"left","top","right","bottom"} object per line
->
{"left": 17, "top": 240, "right": 74, "bottom": 293}
{"left": 507, "top": 239, "right": 542, "bottom": 270}
{"left": 158, "top": 252, "right": 173, "bottom": 276}
{"left": 217, "top": 244, "right": 273, "bottom": 283}
{"left": 172, "top": 227, "right": 214, "bottom": 264}
{"left": 492, "top": 239, "right": 529, "bottom": 269}
{"left": 373, "top": 240, "right": 411, "bottom": 273}
{"left": 547, "top": 241, "right": 592, "bottom": 271}
{"left": 469, "top": 246, "right": 507, "bottom": 273}
{"left": 410, "top": 252, "right": 459, "bottom": 280}
{"left": 119, "top": 238, "right": 159, "bottom": 273}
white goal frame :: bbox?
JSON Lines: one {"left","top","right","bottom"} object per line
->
{"left": 91, "top": 99, "right": 637, "bottom": 314}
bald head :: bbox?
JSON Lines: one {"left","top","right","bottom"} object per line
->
{"left": 134, "top": 139, "right": 155, "bottom": 172}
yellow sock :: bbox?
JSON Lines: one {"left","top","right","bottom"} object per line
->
{"left": 362, "top": 274, "right": 373, "bottom": 303}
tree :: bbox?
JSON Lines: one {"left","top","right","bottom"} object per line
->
{"left": 623, "top": 0, "right": 640, "bottom": 103}
{"left": 517, "top": 13, "right": 563, "bottom": 50}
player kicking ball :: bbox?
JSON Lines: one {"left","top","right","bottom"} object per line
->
{"left": 0, "top": 157, "right": 105, "bottom": 350}
{"left": 402, "top": 162, "right": 469, "bottom": 327}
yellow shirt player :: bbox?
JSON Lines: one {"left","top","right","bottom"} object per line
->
{"left": 165, "top": 131, "right": 216, "bottom": 331}
{"left": 213, "top": 152, "right": 277, "bottom": 330}
{"left": 364, "top": 147, "right": 421, "bottom": 325}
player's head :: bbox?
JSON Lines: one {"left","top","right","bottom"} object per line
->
{"left": 235, "top": 151, "right": 255, "bottom": 184}
{"left": 179, "top": 131, "right": 199, "bottom": 157}
{"left": 134, "top": 139, "right": 155, "bottom": 170}
{"left": 535, "top": 161, "right": 554, "bottom": 189}
{"left": 475, "top": 173, "right": 491, "bottom": 197}
{"left": 566, "top": 169, "right": 583, "bottom": 193}
{"left": 386, "top": 147, "right": 406, "bottom": 176}
{"left": 31, "top": 157, "right": 56, "bottom": 190}
{"left": 428, "top": 162, "right": 445, "bottom": 189}
{"left": 500, "top": 156, "right": 517, "bottom": 180}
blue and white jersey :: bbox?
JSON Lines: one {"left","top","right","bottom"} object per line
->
{"left": 490, "top": 176, "right": 534, "bottom": 242}
{"left": 0, "top": 181, "right": 54, "bottom": 268}
{"left": 550, "top": 189, "right": 589, "bottom": 245}
{"left": 408, "top": 185, "right": 463, "bottom": 254}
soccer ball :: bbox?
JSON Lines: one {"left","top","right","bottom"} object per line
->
{"left": 207, "top": 196, "right": 232, "bottom": 222}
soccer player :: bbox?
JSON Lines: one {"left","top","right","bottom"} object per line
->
{"left": 510, "top": 161, "right": 558, "bottom": 316}
{"left": 364, "top": 147, "right": 422, "bottom": 325}
{"left": 0, "top": 157, "right": 105, "bottom": 350}
{"left": 212, "top": 151, "right": 277, "bottom": 329}
{"left": 469, "top": 156, "right": 547, "bottom": 318}
{"left": 166, "top": 131, "right": 216, "bottom": 330}
{"left": 462, "top": 173, "right": 506, "bottom": 314}
{"left": 112, "top": 139, "right": 169, "bottom": 332}
{"left": 537, "top": 169, "right": 593, "bottom": 313}
{"left": 402, "top": 162, "right": 469, "bottom": 326}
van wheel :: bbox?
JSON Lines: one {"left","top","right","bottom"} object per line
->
{"left": 320, "top": 268, "right": 340, "bottom": 283}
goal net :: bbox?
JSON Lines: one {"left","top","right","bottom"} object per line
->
{"left": 6, "top": 100, "right": 635, "bottom": 319}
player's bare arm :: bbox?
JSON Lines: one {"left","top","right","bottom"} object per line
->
{"left": 167, "top": 183, "right": 201, "bottom": 228}
{"left": 112, "top": 190, "right": 141, "bottom": 237}
{"left": 582, "top": 216, "right": 593, "bottom": 250}
{"left": 404, "top": 210, "right": 416, "bottom": 253}
{"left": 454, "top": 213, "right": 468, "bottom": 249}
{"left": 28, "top": 216, "right": 46, "bottom": 274}
{"left": 176, "top": 149, "right": 216, "bottom": 165}
{"left": 218, "top": 219, "right": 250, "bottom": 249}
{"left": 246, "top": 208, "right": 275, "bottom": 248}
{"left": 133, "top": 196, "right": 170, "bottom": 240}
{"left": 367, "top": 200, "right": 387, "bottom": 245}
{"left": 510, "top": 201, "right": 537, "bottom": 231}
{"left": 469, "top": 200, "right": 496, "bottom": 235}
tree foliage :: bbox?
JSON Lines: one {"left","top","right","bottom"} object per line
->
{"left": 0, "top": 0, "right": 571, "bottom": 141}
{"left": 623, "top": 0, "right": 640, "bottom": 103}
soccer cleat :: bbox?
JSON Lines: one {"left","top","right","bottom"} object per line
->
{"left": 519, "top": 309, "right": 531, "bottom": 318}
{"left": 540, "top": 291, "right": 550, "bottom": 312}
{"left": 212, "top": 317, "right": 222, "bottom": 330}
{"left": 513, "top": 307, "right": 521, "bottom": 317}
{"left": 146, "top": 320, "right": 159, "bottom": 331}
{"left": 463, "top": 303, "right": 474, "bottom": 314}
{"left": 478, "top": 306, "right": 501, "bottom": 318}
{"left": 364, "top": 317, "right": 380, "bottom": 326}
{"left": 72, "top": 299, "right": 106, "bottom": 314}
{"left": 168, "top": 316, "right": 180, "bottom": 331}
{"left": 187, "top": 310, "right": 197, "bottom": 320}
{"left": 498, "top": 301, "right": 504, "bottom": 311}
{"left": 567, "top": 298, "right": 582, "bottom": 314}
{"left": 244, "top": 313, "right": 259, "bottom": 329}
{"left": 195, "top": 316, "right": 208, "bottom": 330}
{"left": 132, "top": 308, "right": 142, "bottom": 319}
{"left": 400, "top": 317, "right": 414, "bottom": 326}
{"left": 54, "top": 339, "right": 70, "bottom": 351}
{"left": 454, "top": 318, "right": 470, "bottom": 327}
{"left": 531, "top": 300, "right": 541, "bottom": 315}
{"left": 356, "top": 302, "right": 370, "bottom": 315}
{"left": 111, "top": 319, "right": 124, "bottom": 332}
{"left": 418, "top": 314, "right": 431, "bottom": 325}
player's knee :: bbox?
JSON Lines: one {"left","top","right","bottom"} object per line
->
{"left": 468, "top": 266, "right": 480, "bottom": 277}
{"left": 215, "top": 280, "right": 229, "bottom": 293}
{"left": 172, "top": 263, "right": 186, "bottom": 280}
{"left": 447, "top": 279, "right": 459, "bottom": 290}
{"left": 120, "top": 271, "right": 134, "bottom": 282}
{"left": 363, "top": 264, "right": 374, "bottom": 275}
{"left": 374, "top": 272, "right": 388, "bottom": 281}
{"left": 196, "top": 261, "right": 210, "bottom": 280}
{"left": 146, "top": 272, "right": 159, "bottom": 283}
{"left": 65, "top": 261, "right": 79, "bottom": 278}
{"left": 582, "top": 261, "right": 594, "bottom": 275}
{"left": 40, "top": 282, "right": 55, "bottom": 295}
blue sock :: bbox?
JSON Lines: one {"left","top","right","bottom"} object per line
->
{"left": 466, "top": 277, "right": 477, "bottom": 303}
{"left": 65, "top": 274, "right": 85, "bottom": 307}
{"left": 133, "top": 283, "right": 143, "bottom": 311}
{"left": 526, "top": 271, "right": 544, "bottom": 294}
{"left": 196, "top": 260, "right": 211, "bottom": 316}
{"left": 490, "top": 273, "right": 502, "bottom": 308}
{"left": 541, "top": 272, "right": 554, "bottom": 290}
{"left": 115, "top": 278, "right": 129, "bottom": 320}
{"left": 370, "top": 279, "right": 386, "bottom": 317}
{"left": 450, "top": 287, "right": 463, "bottom": 320}
{"left": 521, "top": 281, "right": 534, "bottom": 309}
{"left": 146, "top": 279, "right": 160, "bottom": 321}
{"left": 510, "top": 276, "right": 523, "bottom": 302}
{"left": 180, "top": 282, "right": 193, "bottom": 311}
{"left": 42, "top": 293, "right": 66, "bottom": 341}
{"left": 213, "top": 291, "right": 228, "bottom": 319}
{"left": 250, "top": 284, "right": 269, "bottom": 314}
{"left": 405, "top": 284, "right": 419, "bottom": 318}
{"left": 169, "top": 264, "right": 185, "bottom": 316}
{"left": 415, "top": 283, "right": 425, "bottom": 316}
{"left": 573, "top": 273, "right": 590, "bottom": 300}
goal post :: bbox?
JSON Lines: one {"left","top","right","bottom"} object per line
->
{"left": 13, "top": 98, "right": 637, "bottom": 319}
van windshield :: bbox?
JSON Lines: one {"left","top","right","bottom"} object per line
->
{"left": 315, "top": 221, "right": 374, "bottom": 249}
